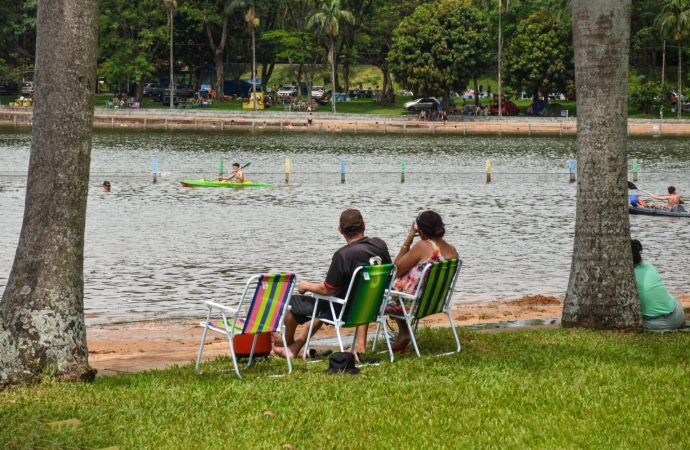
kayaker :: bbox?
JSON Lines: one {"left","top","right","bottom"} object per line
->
{"left": 631, "top": 239, "right": 686, "bottom": 331}
{"left": 219, "top": 163, "right": 244, "bottom": 183}
{"left": 101, "top": 181, "right": 111, "bottom": 192}
{"left": 649, "top": 186, "right": 684, "bottom": 210}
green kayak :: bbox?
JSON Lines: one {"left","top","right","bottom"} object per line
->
{"left": 180, "top": 179, "right": 274, "bottom": 188}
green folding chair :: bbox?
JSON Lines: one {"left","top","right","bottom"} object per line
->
{"left": 196, "top": 272, "right": 296, "bottom": 378}
{"left": 376, "top": 259, "right": 462, "bottom": 357}
{"left": 303, "top": 264, "right": 397, "bottom": 362}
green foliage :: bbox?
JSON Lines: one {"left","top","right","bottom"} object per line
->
{"left": 503, "top": 12, "right": 574, "bottom": 99}
{"left": 629, "top": 74, "right": 665, "bottom": 114}
{"left": 655, "top": 0, "right": 690, "bottom": 42}
{"left": 2, "top": 328, "right": 690, "bottom": 448}
{"left": 98, "top": 0, "right": 168, "bottom": 88}
{"left": 388, "top": 0, "right": 492, "bottom": 99}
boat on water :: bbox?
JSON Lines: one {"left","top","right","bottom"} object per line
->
{"left": 180, "top": 179, "right": 274, "bottom": 188}
{"left": 629, "top": 205, "right": 690, "bottom": 218}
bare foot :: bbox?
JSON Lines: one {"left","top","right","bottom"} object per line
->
{"left": 272, "top": 339, "right": 304, "bottom": 359}
{"left": 391, "top": 337, "right": 411, "bottom": 352}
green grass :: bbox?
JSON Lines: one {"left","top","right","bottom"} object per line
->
{"left": 2, "top": 327, "right": 689, "bottom": 449}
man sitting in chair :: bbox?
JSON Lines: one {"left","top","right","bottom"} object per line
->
{"left": 272, "top": 209, "right": 391, "bottom": 359}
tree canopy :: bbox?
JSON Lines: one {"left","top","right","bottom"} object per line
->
{"left": 388, "top": 0, "right": 492, "bottom": 103}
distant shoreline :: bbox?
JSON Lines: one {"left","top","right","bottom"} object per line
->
{"left": 0, "top": 107, "right": 684, "bottom": 136}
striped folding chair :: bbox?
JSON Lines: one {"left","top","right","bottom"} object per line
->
{"left": 375, "top": 259, "right": 462, "bottom": 357}
{"left": 302, "top": 264, "right": 397, "bottom": 363}
{"left": 196, "top": 272, "right": 296, "bottom": 378}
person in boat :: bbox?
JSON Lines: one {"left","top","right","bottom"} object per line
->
{"left": 649, "top": 186, "right": 684, "bottom": 210}
{"left": 631, "top": 239, "right": 686, "bottom": 331}
{"left": 272, "top": 209, "right": 392, "bottom": 359}
{"left": 219, "top": 163, "right": 244, "bottom": 183}
{"left": 385, "top": 211, "right": 458, "bottom": 352}
{"left": 101, "top": 181, "right": 111, "bottom": 192}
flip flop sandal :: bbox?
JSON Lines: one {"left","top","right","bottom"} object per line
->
{"left": 356, "top": 355, "right": 380, "bottom": 365}
{"left": 302, "top": 348, "right": 333, "bottom": 359}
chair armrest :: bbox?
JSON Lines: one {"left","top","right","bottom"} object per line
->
{"left": 388, "top": 290, "right": 416, "bottom": 300}
{"left": 204, "top": 301, "right": 239, "bottom": 315}
{"left": 311, "top": 294, "right": 347, "bottom": 305}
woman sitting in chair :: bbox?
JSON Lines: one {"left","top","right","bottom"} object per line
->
{"left": 387, "top": 211, "right": 458, "bottom": 351}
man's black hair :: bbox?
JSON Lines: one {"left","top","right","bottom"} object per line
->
{"left": 668, "top": 186, "right": 676, "bottom": 194}
{"left": 103, "top": 181, "right": 110, "bottom": 186}
{"left": 341, "top": 225, "right": 364, "bottom": 238}
{"left": 233, "top": 162, "right": 240, "bottom": 168}
{"left": 631, "top": 239, "right": 643, "bottom": 265}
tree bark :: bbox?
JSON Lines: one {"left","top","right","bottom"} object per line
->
{"left": 205, "top": 13, "right": 229, "bottom": 102}
{"left": 1, "top": 0, "right": 100, "bottom": 385}
{"left": 678, "top": 41, "right": 682, "bottom": 120}
{"left": 563, "top": 0, "right": 642, "bottom": 330}
{"left": 330, "top": 35, "right": 337, "bottom": 114}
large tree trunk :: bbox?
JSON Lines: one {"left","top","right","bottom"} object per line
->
{"left": 562, "top": 0, "right": 642, "bottom": 330}
{"left": 343, "top": 60, "right": 350, "bottom": 94}
{"left": 1, "top": 0, "right": 100, "bottom": 385}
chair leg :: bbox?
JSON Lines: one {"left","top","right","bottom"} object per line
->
{"left": 195, "top": 309, "right": 212, "bottom": 373}
{"left": 372, "top": 322, "right": 381, "bottom": 352}
{"left": 303, "top": 299, "right": 320, "bottom": 362}
{"left": 282, "top": 325, "right": 293, "bottom": 374}
{"left": 380, "top": 318, "right": 395, "bottom": 363}
{"left": 228, "top": 334, "right": 242, "bottom": 379}
{"left": 351, "top": 327, "right": 359, "bottom": 361}
{"left": 407, "top": 318, "right": 422, "bottom": 358}
{"left": 245, "top": 333, "right": 259, "bottom": 368}
{"left": 335, "top": 326, "right": 344, "bottom": 352}
{"left": 446, "top": 309, "right": 462, "bottom": 354}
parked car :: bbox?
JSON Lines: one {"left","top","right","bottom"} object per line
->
{"left": 489, "top": 100, "right": 520, "bottom": 116}
{"left": 171, "top": 83, "right": 194, "bottom": 99}
{"left": 277, "top": 85, "right": 298, "bottom": 99}
{"left": 143, "top": 83, "right": 164, "bottom": 97}
{"left": 311, "top": 85, "right": 325, "bottom": 99}
{"left": 398, "top": 90, "right": 414, "bottom": 97}
{"left": 667, "top": 90, "right": 686, "bottom": 102}
{"left": 0, "top": 81, "right": 13, "bottom": 95}
{"left": 21, "top": 82, "right": 34, "bottom": 95}
{"left": 403, "top": 98, "right": 440, "bottom": 111}
{"left": 565, "top": 93, "right": 576, "bottom": 101}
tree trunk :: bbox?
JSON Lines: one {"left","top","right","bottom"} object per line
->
{"left": 205, "top": 14, "right": 229, "bottom": 102}
{"left": 330, "top": 35, "right": 337, "bottom": 114}
{"left": 1, "top": 0, "right": 100, "bottom": 385}
{"left": 214, "top": 49, "right": 225, "bottom": 102}
{"left": 343, "top": 60, "right": 350, "bottom": 94}
{"left": 383, "top": 68, "right": 395, "bottom": 104}
{"left": 678, "top": 41, "right": 682, "bottom": 120}
{"left": 662, "top": 40, "right": 666, "bottom": 86}
{"left": 563, "top": 0, "right": 642, "bottom": 330}
{"left": 473, "top": 77, "right": 479, "bottom": 106}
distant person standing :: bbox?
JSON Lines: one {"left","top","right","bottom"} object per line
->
{"left": 487, "top": 84, "right": 491, "bottom": 97}
{"left": 101, "top": 181, "right": 111, "bottom": 192}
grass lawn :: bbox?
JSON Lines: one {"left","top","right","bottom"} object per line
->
{"left": 1, "top": 327, "right": 689, "bottom": 449}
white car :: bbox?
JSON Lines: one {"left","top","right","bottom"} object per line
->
{"left": 398, "top": 90, "right": 414, "bottom": 96}
{"left": 403, "top": 97, "right": 440, "bottom": 111}
{"left": 277, "top": 85, "right": 297, "bottom": 99}
{"left": 311, "top": 85, "right": 325, "bottom": 98}
{"left": 21, "top": 82, "right": 34, "bottom": 95}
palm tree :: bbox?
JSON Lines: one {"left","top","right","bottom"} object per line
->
{"left": 229, "top": 0, "right": 260, "bottom": 111}
{"left": 655, "top": 0, "right": 690, "bottom": 119}
{"left": 307, "top": 0, "right": 354, "bottom": 113}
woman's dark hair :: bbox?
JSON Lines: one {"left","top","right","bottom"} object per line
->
{"left": 416, "top": 210, "right": 445, "bottom": 238}
{"left": 631, "top": 239, "right": 643, "bottom": 265}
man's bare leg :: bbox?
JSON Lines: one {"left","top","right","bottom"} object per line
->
{"left": 272, "top": 311, "right": 323, "bottom": 358}
{"left": 352, "top": 325, "right": 369, "bottom": 353}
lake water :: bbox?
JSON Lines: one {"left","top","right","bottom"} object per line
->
{"left": 1, "top": 127, "right": 689, "bottom": 325}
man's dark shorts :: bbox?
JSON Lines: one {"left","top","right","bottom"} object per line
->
{"left": 289, "top": 294, "right": 343, "bottom": 325}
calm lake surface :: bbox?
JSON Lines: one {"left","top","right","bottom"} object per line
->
{"left": 1, "top": 127, "right": 688, "bottom": 324}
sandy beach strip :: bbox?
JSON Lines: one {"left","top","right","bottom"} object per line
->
{"left": 87, "top": 293, "right": 690, "bottom": 376}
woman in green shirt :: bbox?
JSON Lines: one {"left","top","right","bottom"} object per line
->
{"left": 632, "top": 239, "right": 686, "bottom": 331}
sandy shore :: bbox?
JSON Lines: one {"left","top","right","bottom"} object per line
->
{"left": 87, "top": 293, "right": 690, "bottom": 376}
